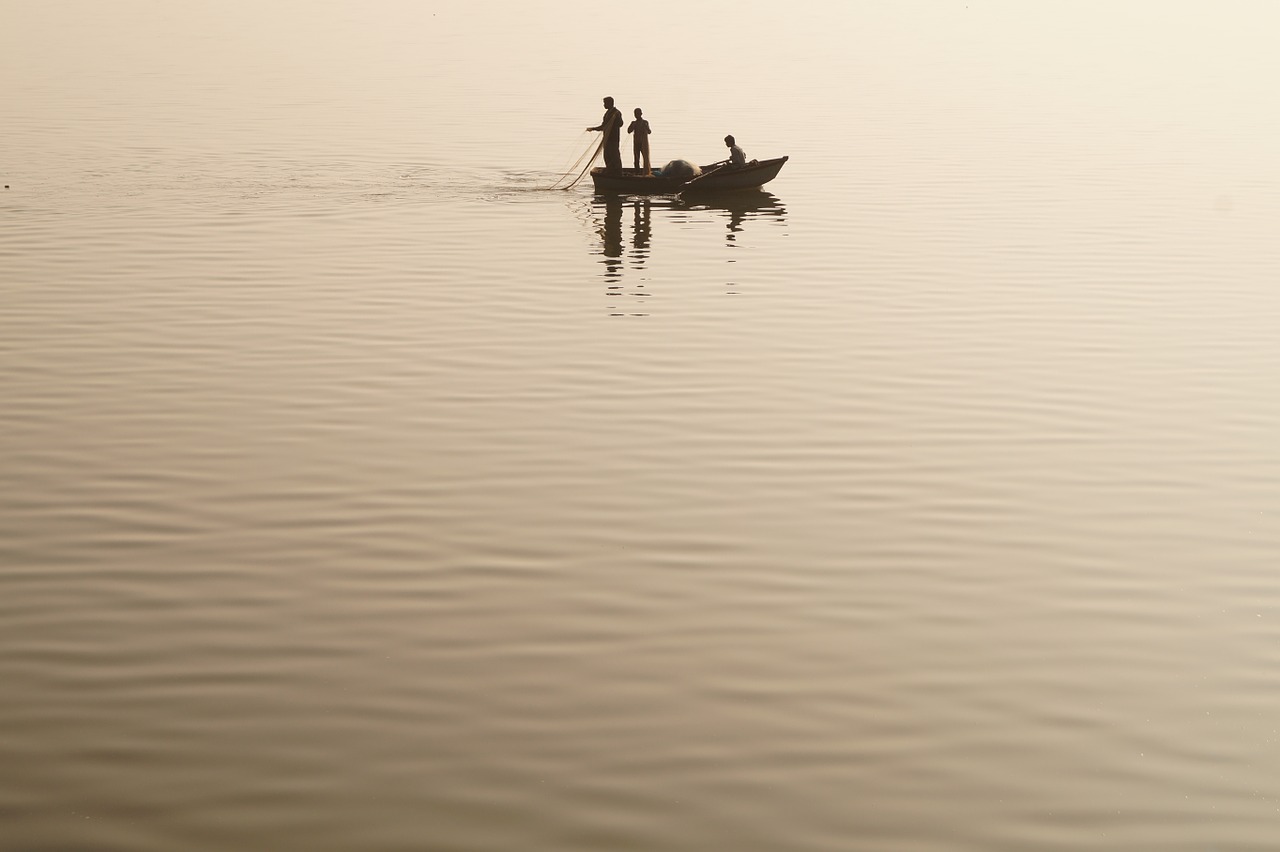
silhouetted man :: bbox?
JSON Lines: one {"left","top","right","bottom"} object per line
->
{"left": 588, "top": 96, "right": 624, "bottom": 174}
{"left": 628, "top": 107, "right": 652, "bottom": 175}
{"left": 724, "top": 135, "right": 747, "bottom": 168}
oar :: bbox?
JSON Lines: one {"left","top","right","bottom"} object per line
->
{"left": 678, "top": 162, "right": 727, "bottom": 193}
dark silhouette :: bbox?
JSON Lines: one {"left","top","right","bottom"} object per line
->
{"left": 599, "top": 195, "right": 624, "bottom": 280}
{"left": 627, "top": 108, "right": 652, "bottom": 175}
{"left": 724, "top": 135, "right": 747, "bottom": 168}
{"left": 588, "top": 97, "right": 624, "bottom": 174}
{"left": 631, "top": 199, "right": 651, "bottom": 264}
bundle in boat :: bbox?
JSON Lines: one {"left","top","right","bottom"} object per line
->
{"left": 657, "top": 159, "right": 701, "bottom": 179}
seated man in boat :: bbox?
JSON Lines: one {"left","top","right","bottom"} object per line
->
{"left": 724, "top": 135, "right": 747, "bottom": 168}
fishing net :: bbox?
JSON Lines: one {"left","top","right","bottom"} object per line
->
{"left": 545, "top": 132, "right": 603, "bottom": 191}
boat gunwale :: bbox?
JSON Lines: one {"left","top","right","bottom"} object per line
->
{"left": 590, "top": 156, "right": 788, "bottom": 195}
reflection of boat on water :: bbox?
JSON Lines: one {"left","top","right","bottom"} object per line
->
{"left": 675, "top": 190, "right": 787, "bottom": 243}
{"left": 589, "top": 190, "right": 787, "bottom": 279}
{"left": 584, "top": 189, "right": 788, "bottom": 310}
{"left": 673, "top": 190, "right": 786, "bottom": 218}
{"left": 590, "top": 156, "right": 789, "bottom": 195}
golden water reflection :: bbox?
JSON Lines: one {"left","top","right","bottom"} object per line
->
{"left": 588, "top": 192, "right": 788, "bottom": 309}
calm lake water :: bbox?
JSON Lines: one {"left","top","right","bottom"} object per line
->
{"left": 4, "top": 2, "right": 1280, "bottom": 849}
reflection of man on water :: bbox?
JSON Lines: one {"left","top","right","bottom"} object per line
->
{"left": 726, "top": 206, "right": 746, "bottom": 244}
{"left": 599, "top": 195, "right": 624, "bottom": 279}
{"left": 631, "top": 199, "right": 651, "bottom": 263}
{"left": 587, "top": 96, "right": 624, "bottom": 174}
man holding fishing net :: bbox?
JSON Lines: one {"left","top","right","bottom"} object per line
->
{"left": 587, "top": 96, "right": 624, "bottom": 174}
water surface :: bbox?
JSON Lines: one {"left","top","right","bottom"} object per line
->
{"left": 4, "top": 2, "right": 1280, "bottom": 849}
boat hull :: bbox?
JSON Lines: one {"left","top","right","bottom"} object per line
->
{"left": 591, "top": 156, "right": 788, "bottom": 195}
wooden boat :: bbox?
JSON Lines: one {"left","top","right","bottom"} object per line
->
{"left": 590, "top": 156, "right": 789, "bottom": 195}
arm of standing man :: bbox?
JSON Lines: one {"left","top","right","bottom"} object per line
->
{"left": 588, "top": 110, "right": 619, "bottom": 133}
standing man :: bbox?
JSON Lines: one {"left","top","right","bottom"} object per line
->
{"left": 588, "top": 96, "right": 624, "bottom": 174}
{"left": 628, "top": 107, "right": 652, "bottom": 175}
